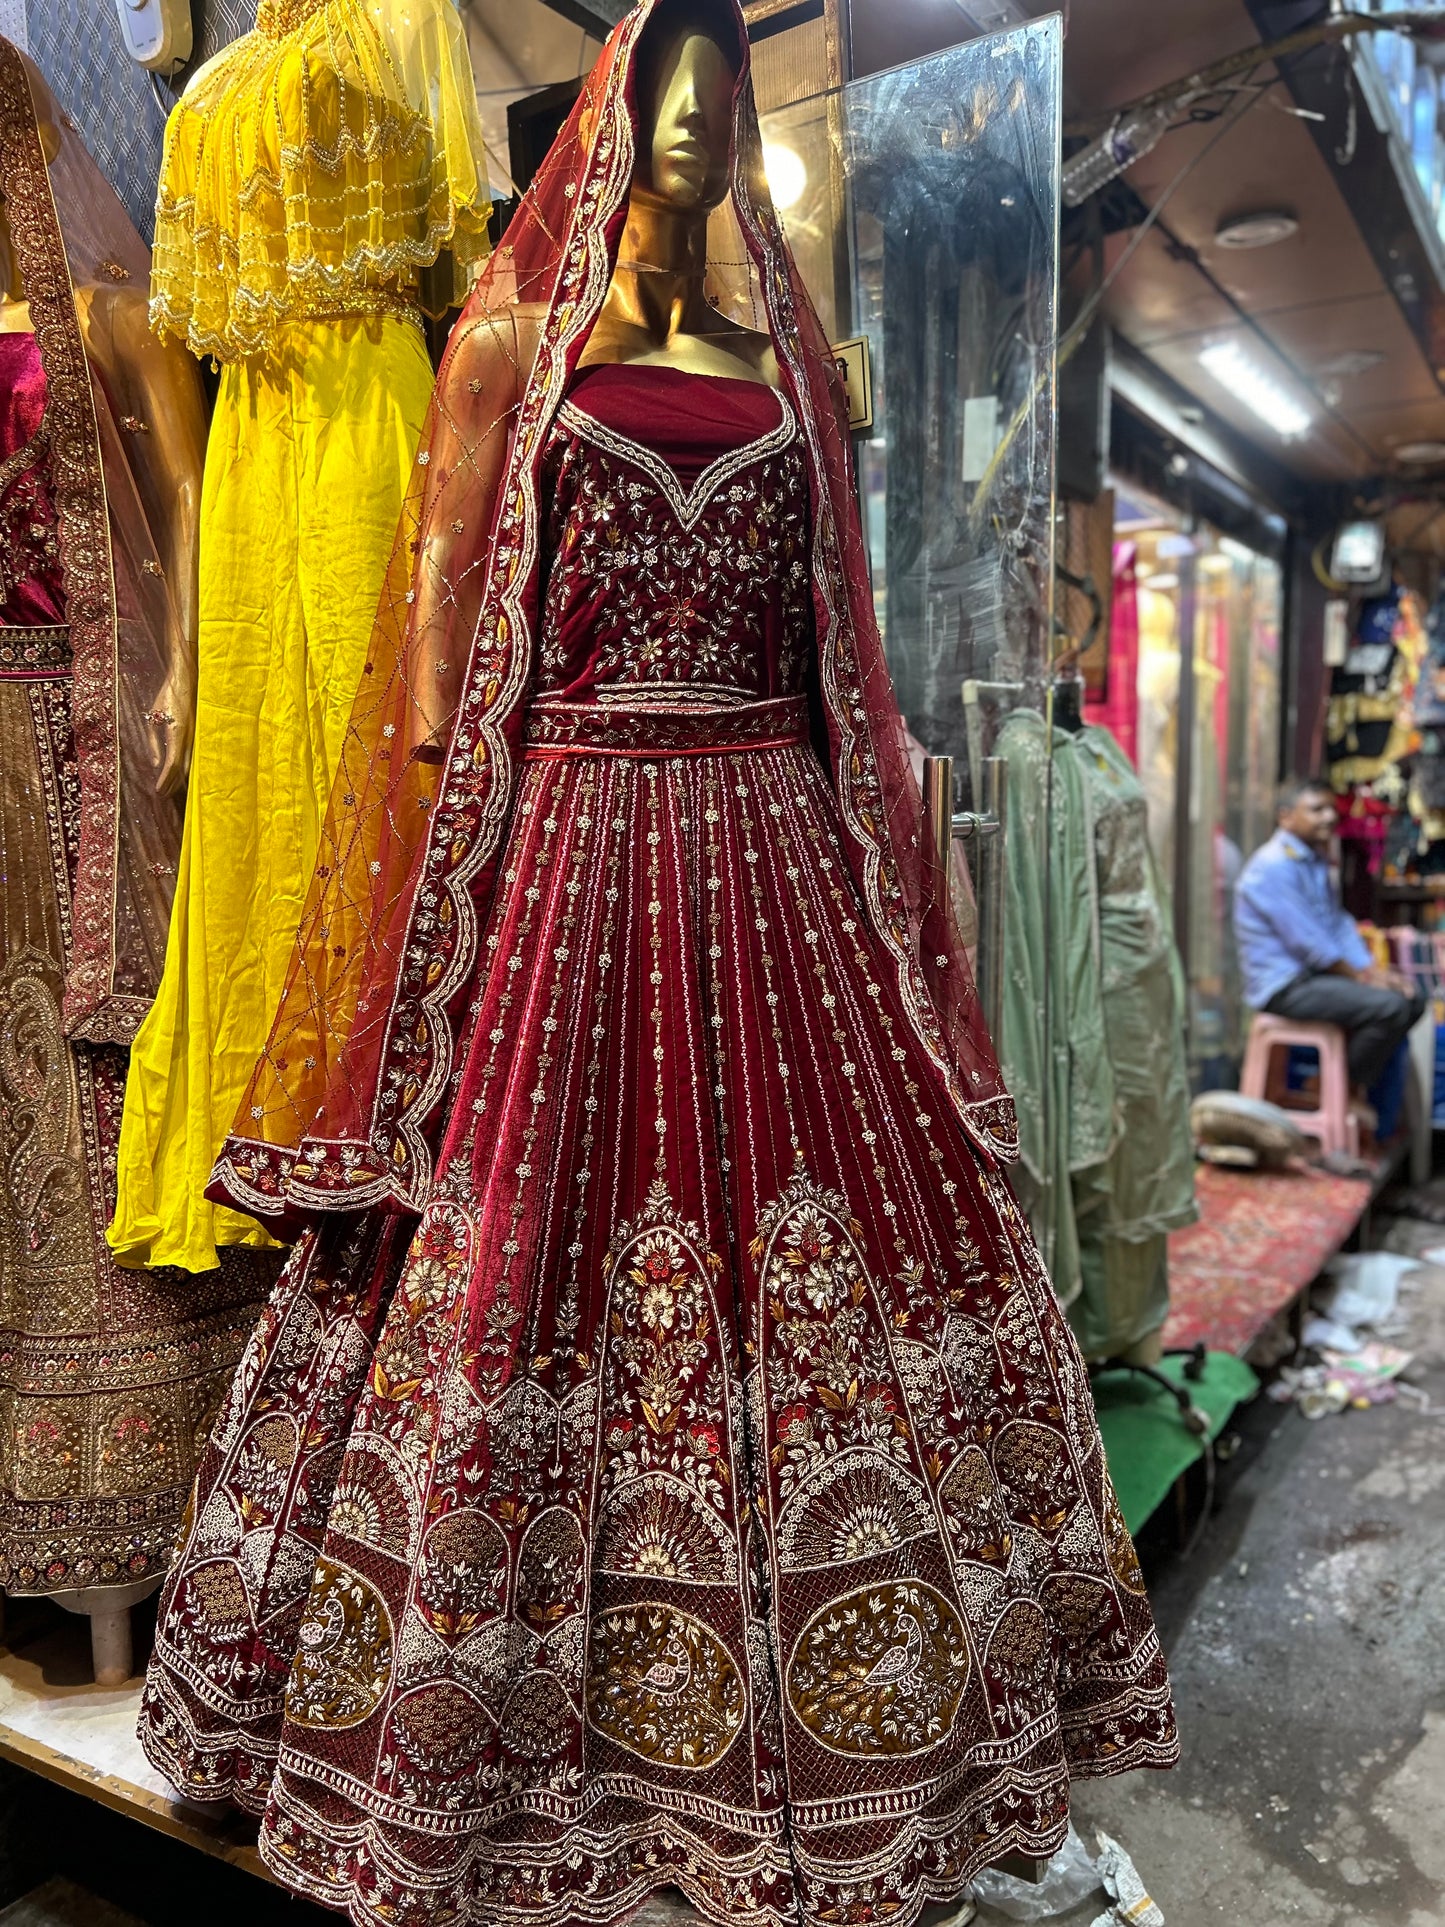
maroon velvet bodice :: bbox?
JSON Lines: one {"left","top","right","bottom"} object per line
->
{"left": 537, "top": 363, "right": 811, "bottom": 704}
{"left": 0, "top": 331, "right": 66, "bottom": 628}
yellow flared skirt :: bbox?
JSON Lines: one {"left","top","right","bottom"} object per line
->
{"left": 109, "top": 315, "right": 432, "bottom": 1272}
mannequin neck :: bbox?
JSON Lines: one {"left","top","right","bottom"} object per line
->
{"left": 580, "top": 182, "right": 777, "bottom": 386}
{"left": 618, "top": 188, "right": 710, "bottom": 276}
{"left": 608, "top": 192, "right": 713, "bottom": 336}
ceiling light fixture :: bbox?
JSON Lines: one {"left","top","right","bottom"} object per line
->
{"left": 1198, "top": 340, "right": 1314, "bottom": 439}
{"left": 1394, "top": 439, "right": 1445, "bottom": 464}
{"left": 1214, "top": 208, "right": 1300, "bottom": 249}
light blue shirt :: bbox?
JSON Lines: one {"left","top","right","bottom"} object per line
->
{"left": 1234, "top": 828, "right": 1372, "bottom": 1010}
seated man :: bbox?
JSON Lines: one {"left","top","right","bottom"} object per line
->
{"left": 1235, "top": 778, "right": 1426, "bottom": 1108}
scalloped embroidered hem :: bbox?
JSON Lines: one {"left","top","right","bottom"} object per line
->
{"left": 241, "top": 1730, "right": 1176, "bottom": 1927}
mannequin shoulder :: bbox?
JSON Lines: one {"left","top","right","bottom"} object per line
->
{"left": 440, "top": 302, "right": 547, "bottom": 407}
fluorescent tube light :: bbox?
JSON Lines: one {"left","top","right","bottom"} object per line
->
{"left": 1198, "top": 340, "right": 1313, "bottom": 439}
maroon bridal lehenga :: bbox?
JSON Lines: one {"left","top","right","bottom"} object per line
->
{"left": 0, "top": 40, "right": 263, "bottom": 1594}
{"left": 138, "top": 3, "right": 1177, "bottom": 1920}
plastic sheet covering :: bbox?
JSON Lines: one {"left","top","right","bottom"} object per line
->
{"left": 757, "top": 23, "right": 1061, "bottom": 767}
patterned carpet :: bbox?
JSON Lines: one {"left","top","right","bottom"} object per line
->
{"left": 1162, "top": 1164, "right": 1372, "bottom": 1356}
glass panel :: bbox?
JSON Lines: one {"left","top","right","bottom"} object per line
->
{"left": 1119, "top": 505, "right": 1284, "bottom": 1089}
{"left": 761, "top": 18, "right": 1062, "bottom": 778}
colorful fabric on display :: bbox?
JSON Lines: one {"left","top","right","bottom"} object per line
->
{"left": 1325, "top": 586, "right": 1424, "bottom": 797}
{"left": 1077, "top": 725, "right": 1195, "bottom": 1249}
{"left": 1071, "top": 735, "right": 1196, "bottom": 1362}
{"left": 995, "top": 710, "right": 1114, "bottom": 1305}
{"left": 136, "top": 8, "right": 1177, "bottom": 1918}
{"left": 150, "top": 0, "right": 492, "bottom": 363}
{"left": 1402, "top": 593, "right": 1445, "bottom": 852}
{"left": 0, "top": 39, "right": 265, "bottom": 1594}
{"left": 0, "top": 334, "right": 65, "bottom": 627}
{"left": 109, "top": 316, "right": 435, "bottom": 1274}
{"left": 1082, "top": 542, "right": 1139, "bottom": 765}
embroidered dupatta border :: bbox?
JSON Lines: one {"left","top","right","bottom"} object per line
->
{"left": 0, "top": 43, "right": 131, "bottom": 1043}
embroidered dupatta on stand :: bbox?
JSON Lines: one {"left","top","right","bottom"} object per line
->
{"left": 208, "top": 0, "right": 1016, "bottom": 1232}
{"left": 0, "top": 40, "right": 264, "bottom": 1598}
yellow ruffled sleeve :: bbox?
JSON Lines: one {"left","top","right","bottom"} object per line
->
{"left": 151, "top": 0, "right": 492, "bottom": 361}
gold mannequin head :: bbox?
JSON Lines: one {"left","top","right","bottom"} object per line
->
{"left": 633, "top": 5, "right": 738, "bottom": 214}
{"left": 581, "top": 1, "right": 775, "bottom": 384}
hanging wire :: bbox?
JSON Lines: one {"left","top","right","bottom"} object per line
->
{"left": 1059, "top": 83, "right": 1262, "bottom": 362}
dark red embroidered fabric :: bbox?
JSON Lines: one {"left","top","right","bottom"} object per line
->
{"left": 537, "top": 366, "right": 811, "bottom": 706}
{"left": 139, "top": 370, "right": 1176, "bottom": 1925}
{"left": 0, "top": 332, "right": 66, "bottom": 632}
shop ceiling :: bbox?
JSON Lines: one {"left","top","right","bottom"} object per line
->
{"left": 517, "top": 0, "right": 1442, "bottom": 490}
{"left": 1058, "top": 0, "right": 1445, "bottom": 489}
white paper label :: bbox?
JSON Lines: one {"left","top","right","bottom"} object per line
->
{"left": 962, "top": 395, "right": 1001, "bottom": 483}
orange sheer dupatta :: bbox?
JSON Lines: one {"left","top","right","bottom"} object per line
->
{"left": 209, "top": 0, "right": 1015, "bottom": 1233}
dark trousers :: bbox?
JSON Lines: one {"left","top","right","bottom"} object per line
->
{"left": 1265, "top": 972, "right": 1428, "bottom": 1092}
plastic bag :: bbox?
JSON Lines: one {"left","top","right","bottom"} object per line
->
{"left": 1091, "top": 1831, "right": 1164, "bottom": 1926}
{"left": 969, "top": 1825, "right": 1102, "bottom": 1919}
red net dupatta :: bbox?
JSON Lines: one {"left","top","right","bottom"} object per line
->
{"left": 208, "top": 0, "right": 1017, "bottom": 1232}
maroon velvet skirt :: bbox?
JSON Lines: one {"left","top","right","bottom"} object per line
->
{"left": 138, "top": 697, "right": 1176, "bottom": 1927}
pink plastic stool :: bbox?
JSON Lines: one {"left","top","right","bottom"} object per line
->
{"left": 1239, "top": 1014, "right": 1360, "bottom": 1158}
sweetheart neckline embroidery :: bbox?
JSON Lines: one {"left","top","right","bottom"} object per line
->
{"left": 554, "top": 392, "right": 798, "bottom": 533}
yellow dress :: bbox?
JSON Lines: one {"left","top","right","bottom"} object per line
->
{"left": 109, "top": 0, "right": 490, "bottom": 1272}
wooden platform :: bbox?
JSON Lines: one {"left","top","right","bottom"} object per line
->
{"left": 0, "top": 1605, "right": 268, "bottom": 1881}
{"left": 0, "top": 1610, "right": 989, "bottom": 1922}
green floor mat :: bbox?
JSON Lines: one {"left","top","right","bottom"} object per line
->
{"left": 1093, "top": 1351, "right": 1260, "bottom": 1535}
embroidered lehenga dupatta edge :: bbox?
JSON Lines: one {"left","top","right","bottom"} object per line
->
{"left": 0, "top": 38, "right": 184, "bottom": 1042}
{"left": 0, "top": 39, "right": 266, "bottom": 1598}
{"left": 207, "top": 0, "right": 1016, "bottom": 1233}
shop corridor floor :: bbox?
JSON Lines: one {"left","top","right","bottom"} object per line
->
{"left": 1048, "top": 1220, "right": 1445, "bottom": 1927}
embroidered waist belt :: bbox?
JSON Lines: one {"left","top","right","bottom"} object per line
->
{"left": 0, "top": 623, "right": 71, "bottom": 679}
{"left": 524, "top": 694, "right": 809, "bottom": 759}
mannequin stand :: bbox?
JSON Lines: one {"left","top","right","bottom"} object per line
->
{"left": 51, "top": 1578, "right": 161, "bottom": 1687}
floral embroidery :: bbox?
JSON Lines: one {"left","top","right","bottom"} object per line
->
{"left": 755, "top": 1175, "right": 912, "bottom": 1495}
{"left": 599, "top": 1180, "right": 732, "bottom": 1522}
{"left": 538, "top": 410, "right": 811, "bottom": 699}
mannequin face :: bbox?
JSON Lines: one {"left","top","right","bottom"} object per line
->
{"left": 636, "top": 25, "right": 735, "bottom": 212}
